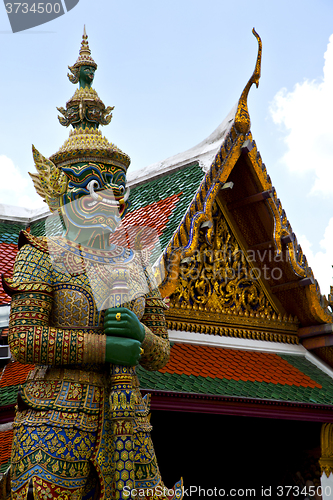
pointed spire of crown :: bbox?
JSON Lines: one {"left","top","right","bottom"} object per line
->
{"left": 68, "top": 26, "right": 97, "bottom": 84}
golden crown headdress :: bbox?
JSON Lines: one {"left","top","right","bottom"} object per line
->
{"left": 68, "top": 25, "right": 97, "bottom": 84}
{"left": 29, "top": 28, "right": 131, "bottom": 212}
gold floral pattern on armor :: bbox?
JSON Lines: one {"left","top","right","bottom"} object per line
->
{"left": 52, "top": 288, "right": 91, "bottom": 327}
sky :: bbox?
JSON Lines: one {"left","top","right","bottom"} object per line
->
{"left": 0, "top": 0, "right": 333, "bottom": 297}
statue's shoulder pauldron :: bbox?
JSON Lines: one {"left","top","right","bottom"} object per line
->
{"left": 2, "top": 231, "right": 53, "bottom": 297}
{"left": 18, "top": 230, "right": 49, "bottom": 253}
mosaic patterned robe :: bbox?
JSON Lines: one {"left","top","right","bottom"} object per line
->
{"left": 5, "top": 231, "right": 177, "bottom": 500}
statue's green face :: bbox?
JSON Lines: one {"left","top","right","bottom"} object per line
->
{"left": 60, "top": 162, "right": 129, "bottom": 238}
{"left": 79, "top": 65, "right": 96, "bottom": 88}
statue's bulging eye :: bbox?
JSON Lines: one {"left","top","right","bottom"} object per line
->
{"left": 86, "top": 180, "right": 102, "bottom": 201}
{"left": 87, "top": 180, "right": 101, "bottom": 191}
{"left": 119, "top": 185, "right": 125, "bottom": 195}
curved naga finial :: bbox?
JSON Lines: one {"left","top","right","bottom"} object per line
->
{"left": 235, "top": 28, "right": 262, "bottom": 134}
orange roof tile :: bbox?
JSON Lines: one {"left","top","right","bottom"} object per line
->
{"left": 0, "top": 243, "right": 18, "bottom": 303}
{"left": 0, "top": 361, "right": 35, "bottom": 388}
{"left": 159, "top": 344, "right": 322, "bottom": 389}
{"left": 0, "top": 429, "right": 13, "bottom": 466}
{"left": 122, "top": 193, "right": 181, "bottom": 236}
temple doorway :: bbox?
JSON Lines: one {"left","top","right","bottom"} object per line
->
{"left": 151, "top": 411, "right": 322, "bottom": 498}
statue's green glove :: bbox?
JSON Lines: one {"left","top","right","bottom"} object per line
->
{"left": 105, "top": 336, "right": 142, "bottom": 366}
{"left": 104, "top": 307, "right": 145, "bottom": 342}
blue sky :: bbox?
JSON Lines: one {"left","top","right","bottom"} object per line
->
{"left": 1, "top": 0, "right": 333, "bottom": 296}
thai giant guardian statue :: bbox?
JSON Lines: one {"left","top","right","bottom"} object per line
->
{"left": 3, "top": 28, "right": 182, "bottom": 500}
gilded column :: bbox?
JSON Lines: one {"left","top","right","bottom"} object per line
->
{"left": 319, "top": 423, "right": 333, "bottom": 500}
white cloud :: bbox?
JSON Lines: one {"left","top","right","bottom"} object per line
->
{"left": 0, "top": 155, "right": 45, "bottom": 209}
{"left": 298, "top": 218, "right": 333, "bottom": 297}
{"left": 270, "top": 34, "right": 333, "bottom": 195}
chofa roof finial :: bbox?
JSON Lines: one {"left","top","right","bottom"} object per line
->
{"left": 235, "top": 28, "right": 262, "bottom": 134}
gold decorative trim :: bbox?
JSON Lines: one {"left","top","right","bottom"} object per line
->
{"left": 50, "top": 127, "right": 130, "bottom": 170}
{"left": 28, "top": 366, "right": 106, "bottom": 386}
{"left": 246, "top": 135, "right": 332, "bottom": 323}
{"left": 305, "top": 285, "right": 333, "bottom": 324}
{"left": 83, "top": 332, "right": 106, "bottom": 364}
{"left": 19, "top": 230, "right": 49, "bottom": 252}
{"left": 2, "top": 277, "right": 53, "bottom": 297}
{"left": 167, "top": 200, "right": 298, "bottom": 330}
{"left": 320, "top": 423, "right": 333, "bottom": 477}
{"left": 215, "top": 196, "right": 281, "bottom": 316}
{"left": 167, "top": 303, "right": 298, "bottom": 337}
{"left": 166, "top": 319, "right": 298, "bottom": 345}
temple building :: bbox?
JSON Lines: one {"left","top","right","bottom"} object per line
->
{"left": 1, "top": 29, "right": 333, "bottom": 499}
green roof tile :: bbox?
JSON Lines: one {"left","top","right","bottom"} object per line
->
{"left": 0, "top": 460, "right": 10, "bottom": 473}
{"left": 30, "top": 216, "right": 63, "bottom": 237}
{"left": 128, "top": 163, "right": 204, "bottom": 250}
{"left": 0, "top": 222, "right": 25, "bottom": 244}
{"left": 30, "top": 218, "right": 46, "bottom": 237}
{"left": 0, "top": 384, "right": 20, "bottom": 406}
{"left": 136, "top": 353, "right": 333, "bottom": 405}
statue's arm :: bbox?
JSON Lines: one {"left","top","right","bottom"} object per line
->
{"left": 7, "top": 290, "right": 106, "bottom": 365}
{"left": 5, "top": 243, "right": 106, "bottom": 366}
{"left": 139, "top": 294, "right": 170, "bottom": 372}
